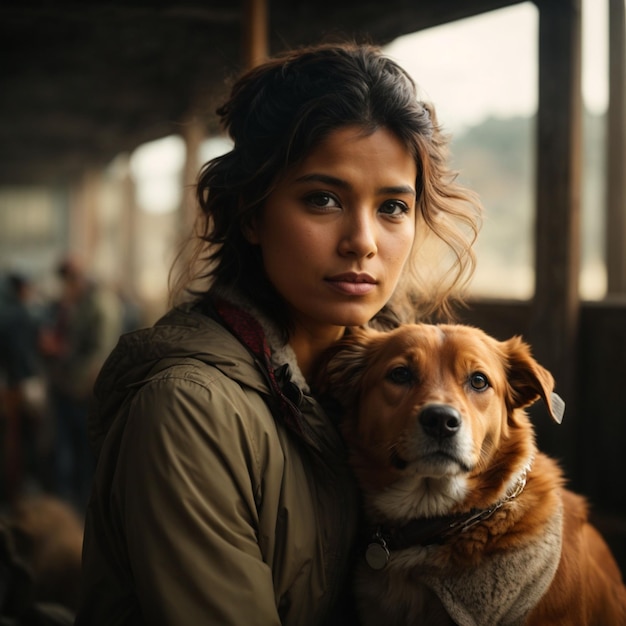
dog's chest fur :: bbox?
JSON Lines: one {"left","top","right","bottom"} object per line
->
{"left": 356, "top": 498, "right": 563, "bottom": 626}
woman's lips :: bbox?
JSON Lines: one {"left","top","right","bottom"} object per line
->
{"left": 325, "top": 272, "right": 377, "bottom": 296}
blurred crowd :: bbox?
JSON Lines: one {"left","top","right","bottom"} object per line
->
{"left": 0, "top": 257, "right": 141, "bottom": 512}
{"left": 0, "top": 257, "right": 141, "bottom": 622}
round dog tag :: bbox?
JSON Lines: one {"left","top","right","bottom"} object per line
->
{"left": 365, "top": 541, "right": 390, "bottom": 570}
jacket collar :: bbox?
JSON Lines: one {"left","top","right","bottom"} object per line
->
{"left": 208, "top": 289, "right": 309, "bottom": 391}
{"left": 208, "top": 296, "right": 310, "bottom": 438}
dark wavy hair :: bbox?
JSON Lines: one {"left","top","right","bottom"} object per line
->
{"left": 171, "top": 42, "right": 482, "bottom": 332}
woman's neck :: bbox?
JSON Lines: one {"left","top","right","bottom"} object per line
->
{"left": 289, "top": 324, "right": 346, "bottom": 383}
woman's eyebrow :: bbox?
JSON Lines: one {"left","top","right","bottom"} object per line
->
{"left": 294, "top": 173, "right": 416, "bottom": 196}
{"left": 379, "top": 184, "right": 416, "bottom": 197}
{"left": 294, "top": 173, "right": 350, "bottom": 188}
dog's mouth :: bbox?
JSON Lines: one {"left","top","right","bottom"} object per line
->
{"left": 421, "top": 450, "right": 472, "bottom": 473}
{"left": 390, "top": 445, "right": 472, "bottom": 475}
{"left": 390, "top": 446, "right": 409, "bottom": 470}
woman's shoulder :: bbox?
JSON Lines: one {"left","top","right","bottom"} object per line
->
{"left": 104, "top": 303, "right": 267, "bottom": 391}
{"left": 126, "top": 356, "right": 276, "bottom": 449}
{"left": 89, "top": 302, "right": 275, "bottom": 456}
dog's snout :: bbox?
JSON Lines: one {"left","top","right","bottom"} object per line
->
{"left": 419, "top": 404, "right": 462, "bottom": 439}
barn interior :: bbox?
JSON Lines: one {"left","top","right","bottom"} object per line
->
{"left": 1, "top": 0, "right": 626, "bottom": 592}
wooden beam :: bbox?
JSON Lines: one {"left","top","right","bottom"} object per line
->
{"left": 120, "top": 158, "right": 139, "bottom": 298}
{"left": 171, "top": 113, "right": 205, "bottom": 283}
{"left": 606, "top": 0, "right": 626, "bottom": 295}
{"left": 69, "top": 169, "right": 101, "bottom": 267}
{"left": 242, "top": 0, "right": 268, "bottom": 69}
{"left": 379, "top": 0, "right": 527, "bottom": 36}
{"left": 530, "top": 0, "right": 582, "bottom": 457}
{"left": 180, "top": 116, "right": 204, "bottom": 237}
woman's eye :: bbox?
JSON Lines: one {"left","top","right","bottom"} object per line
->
{"left": 387, "top": 366, "right": 413, "bottom": 385}
{"left": 379, "top": 200, "right": 410, "bottom": 217}
{"left": 305, "top": 192, "right": 340, "bottom": 209}
{"left": 469, "top": 372, "right": 490, "bottom": 391}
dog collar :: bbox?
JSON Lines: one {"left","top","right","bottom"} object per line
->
{"left": 365, "top": 460, "right": 533, "bottom": 570}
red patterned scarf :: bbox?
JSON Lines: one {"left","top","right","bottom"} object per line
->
{"left": 211, "top": 297, "right": 310, "bottom": 439}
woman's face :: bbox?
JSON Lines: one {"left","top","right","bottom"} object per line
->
{"left": 247, "top": 125, "right": 417, "bottom": 340}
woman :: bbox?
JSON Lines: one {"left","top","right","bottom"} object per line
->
{"left": 76, "top": 43, "right": 482, "bottom": 625}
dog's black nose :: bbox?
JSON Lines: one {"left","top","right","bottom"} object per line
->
{"left": 419, "top": 404, "right": 462, "bottom": 439}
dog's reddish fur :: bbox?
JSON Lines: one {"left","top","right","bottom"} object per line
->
{"left": 318, "top": 323, "right": 626, "bottom": 625}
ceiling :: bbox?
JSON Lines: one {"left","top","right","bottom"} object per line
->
{"left": 0, "top": 0, "right": 521, "bottom": 185}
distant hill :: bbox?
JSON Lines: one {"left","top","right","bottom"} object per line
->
{"left": 448, "top": 111, "right": 606, "bottom": 298}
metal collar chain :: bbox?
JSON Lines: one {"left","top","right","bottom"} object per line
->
{"left": 365, "top": 458, "right": 534, "bottom": 570}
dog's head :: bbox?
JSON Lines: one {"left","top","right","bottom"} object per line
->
{"left": 317, "top": 324, "right": 564, "bottom": 514}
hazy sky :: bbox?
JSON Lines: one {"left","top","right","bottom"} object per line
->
{"left": 384, "top": 0, "right": 608, "bottom": 133}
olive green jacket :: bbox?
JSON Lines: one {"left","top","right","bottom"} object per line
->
{"left": 76, "top": 301, "right": 360, "bottom": 625}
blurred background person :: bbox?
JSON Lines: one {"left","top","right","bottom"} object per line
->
{"left": 0, "top": 272, "right": 47, "bottom": 505}
{"left": 39, "top": 257, "right": 124, "bottom": 512}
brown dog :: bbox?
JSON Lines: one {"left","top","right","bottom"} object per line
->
{"left": 317, "top": 323, "right": 626, "bottom": 626}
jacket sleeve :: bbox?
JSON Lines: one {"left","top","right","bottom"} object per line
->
{"left": 113, "top": 368, "right": 282, "bottom": 626}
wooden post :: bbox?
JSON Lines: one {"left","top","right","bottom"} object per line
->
{"left": 180, "top": 116, "right": 204, "bottom": 237}
{"left": 121, "top": 157, "right": 139, "bottom": 298}
{"left": 242, "top": 0, "right": 268, "bottom": 69}
{"left": 530, "top": 0, "right": 583, "bottom": 464}
{"left": 69, "top": 169, "right": 100, "bottom": 268}
{"left": 168, "top": 113, "right": 206, "bottom": 300}
{"left": 606, "top": 0, "right": 626, "bottom": 295}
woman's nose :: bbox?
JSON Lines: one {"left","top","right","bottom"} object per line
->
{"left": 338, "top": 213, "right": 377, "bottom": 258}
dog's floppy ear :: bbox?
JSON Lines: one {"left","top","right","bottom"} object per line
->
{"left": 313, "top": 326, "right": 378, "bottom": 410}
{"left": 503, "top": 336, "right": 565, "bottom": 424}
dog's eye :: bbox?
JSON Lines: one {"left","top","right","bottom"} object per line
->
{"left": 387, "top": 366, "right": 413, "bottom": 385}
{"left": 469, "top": 372, "right": 490, "bottom": 391}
